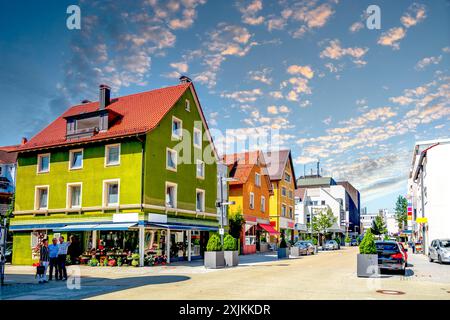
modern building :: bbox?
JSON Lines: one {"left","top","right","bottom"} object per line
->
{"left": 223, "top": 151, "right": 277, "bottom": 254}
{"left": 264, "top": 150, "right": 297, "bottom": 242}
{"left": 407, "top": 138, "right": 450, "bottom": 255}
{"left": 10, "top": 78, "right": 221, "bottom": 266}
{"left": 360, "top": 209, "right": 398, "bottom": 236}
{"left": 0, "top": 145, "right": 18, "bottom": 216}
{"left": 360, "top": 213, "right": 377, "bottom": 234}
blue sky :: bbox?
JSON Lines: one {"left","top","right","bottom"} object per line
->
{"left": 0, "top": 0, "right": 449, "bottom": 213}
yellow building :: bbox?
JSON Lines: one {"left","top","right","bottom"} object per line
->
{"left": 264, "top": 150, "right": 297, "bottom": 242}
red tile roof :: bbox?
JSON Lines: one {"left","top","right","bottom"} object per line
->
{"left": 0, "top": 145, "right": 19, "bottom": 164}
{"left": 16, "top": 83, "right": 192, "bottom": 152}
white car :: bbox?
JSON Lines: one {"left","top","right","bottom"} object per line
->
{"left": 323, "top": 240, "right": 339, "bottom": 250}
{"left": 429, "top": 239, "right": 450, "bottom": 264}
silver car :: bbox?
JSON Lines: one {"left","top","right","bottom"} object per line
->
{"left": 429, "top": 239, "right": 450, "bottom": 264}
{"left": 323, "top": 240, "right": 339, "bottom": 250}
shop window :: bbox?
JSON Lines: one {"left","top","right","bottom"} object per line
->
{"left": 37, "top": 153, "right": 50, "bottom": 173}
{"left": 196, "top": 189, "right": 205, "bottom": 212}
{"left": 245, "top": 224, "right": 256, "bottom": 246}
{"left": 255, "top": 173, "right": 261, "bottom": 187}
{"left": 67, "top": 183, "right": 82, "bottom": 208}
{"left": 104, "top": 180, "right": 119, "bottom": 207}
{"left": 105, "top": 144, "right": 120, "bottom": 166}
{"left": 69, "top": 149, "right": 83, "bottom": 170}
{"left": 166, "top": 148, "right": 177, "bottom": 171}
{"left": 35, "top": 186, "right": 49, "bottom": 210}
{"left": 193, "top": 127, "right": 202, "bottom": 149}
{"left": 196, "top": 160, "right": 205, "bottom": 179}
{"left": 249, "top": 192, "right": 255, "bottom": 209}
{"left": 172, "top": 116, "right": 182, "bottom": 139}
{"left": 166, "top": 182, "right": 177, "bottom": 208}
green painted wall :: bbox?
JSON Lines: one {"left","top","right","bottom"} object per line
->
{"left": 143, "top": 89, "right": 217, "bottom": 214}
{"left": 14, "top": 140, "right": 142, "bottom": 212}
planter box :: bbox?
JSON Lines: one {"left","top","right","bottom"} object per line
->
{"left": 224, "top": 251, "right": 239, "bottom": 267}
{"left": 357, "top": 254, "right": 379, "bottom": 278}
{"left": 345, "top": 242, "right": 351, "bottom": 247}
{"left": 259, "top": 243, "right": 269, "bottom": 252}
{"left": 277, "top": 248, "right": 289, "bottom": 259}
{"left": 290, "top": 246, "right": 301, "bottom": 257}
{"left": 204, "top": 251, "right": 225, "bottom": 269}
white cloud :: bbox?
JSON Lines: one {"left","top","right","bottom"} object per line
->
{"left": 377, "top": 27, "right": 406, "bottom": 50}
{"left": 400, "top": 3, "right": 426, "bottom": 28}
{"left": 237, "top": 0, "right": 265, "bottom": 25}
{"left": 319, "top": 39, "right": 368, "bottom": 65}
{"left": 221, "top": 88, "right": 263, "bottom": 103}
{"left": 248, "top": 68, "right": 272, "bottom": 85}
{"left": 415, "top": 55, "right": 442, "bottom": 70}
{"left": 287, "top": 65, "right": 314, "bottom": 79}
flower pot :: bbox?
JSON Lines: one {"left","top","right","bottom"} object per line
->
{"left": 277, "top": 248, "right": 289, "bottom": 259}
{"left": 357, "top": 254, "right": 379, "bottom": 278}
{"left": 204, "top": 251, "right": 225, "bottom": 269}
{"left": 224, "top": 250, "right": 239, "bottom": 267}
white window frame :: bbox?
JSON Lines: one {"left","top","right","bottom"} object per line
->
{"left": 196, "top": 159, "right": 205, "bottom": 179}
{"left": 34, "top": 185, "right": 49, "bottom": 210}
{"left": 255, "top": 173, "right": 261, "bottom": 187}
{"left": 171, "top": 116, "right": 183, "bottom": 140}
{"left": 66, "top": 182, "right": 82, "bottom": 209}
{"left": 185, "top": 99, "right": 190, "bottom": 112}
{"left": 196, "top": 188, "right": 205, "bottom": 212}
{"left": 105, "top": 143, "right": 121, "bottom": 167}
{"left": 37, "top": 153, "right": 50, "bottom": 174}
{"left": 166, "top": 148, "right": 178, "bottom": 172}
{"left": 261, "top": 196, "right": 266, "bottom": 212}
{"left": 69, "top": 148, "right": 84, "bottom": 170}
{"left": 103, "top": 179, "right": 120, "bottom": 208}
{"left": 249, "top": 192, "right": 255, "bottom": 209}
{"left": 193, "top": 127, "right": 202, "bottom": 149}
{"left": 165, "top": 181, "right": 178, "bottom": 208}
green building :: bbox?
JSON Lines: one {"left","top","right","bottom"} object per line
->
{"left": 11, "top": 78, "right": 220, "bottom": 266}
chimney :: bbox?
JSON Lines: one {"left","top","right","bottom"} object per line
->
{"left": 99, "top": 84, "right": 111, "bottom": 109}
{"left": 21, "top": 137, "right": 28, "bottom": 145}
{"left": 179, "top": 75, "right": 192, "bottom": 84}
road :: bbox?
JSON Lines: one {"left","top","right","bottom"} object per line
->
{"left": 1, "top": 247, "right": 449, "bottom": 300}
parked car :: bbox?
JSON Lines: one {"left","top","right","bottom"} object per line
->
{"left": 293, "top": 242, "right": 315, "bottom": 255}
{"left": 350, "top": 239, "right": 358, "bottom": 246}
{"left": 323, "top": 240, "right": 339, "bottom": 250}
{"left": 375, "top": 241, "right": 407, "bottom": 275}
{"left": 297, "top": 240, "right": 318, "bottom": 254}
{"left": 428, "top": 239, "right": 450, "bottom": 264}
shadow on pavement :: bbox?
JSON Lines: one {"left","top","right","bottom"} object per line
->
{"left": 0, "top": 273, "right": 190, "bottom": 300}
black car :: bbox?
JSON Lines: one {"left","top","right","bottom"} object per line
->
{"left": 375, "top": 241, "right": 407, "bottom": 275}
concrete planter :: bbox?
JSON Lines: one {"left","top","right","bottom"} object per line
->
{"left": 357, "top": 254, "right": 379, "bottom": 278}
{"left": 290, "top": 246, "right": 301, "bottom": 257}
{"left": 204, "top": 251, "right": 225, "bottom": 269}
{"left": 345, "top": 242, "right": 351, "bottom": 247}
{"left": 259, "top": 243, "right": 269, "bottom": 252}
{"left": 224, "top": 250, "right": 239, "bottom": 267}
{"left": 277, "top": 248, "right": 289, "bottom": 259}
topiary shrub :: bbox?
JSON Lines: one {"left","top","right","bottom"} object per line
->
{"left": 345, "top": 236, "right": 351, "bottom": 243}
{"left": 206, "top": 233, "right": 223, "bottom": 251}
{"left": 223, "top": 234, "right": 237, "bottom": 251}
{"left": 359, "top": 229, "right": 377, "bottom": 254}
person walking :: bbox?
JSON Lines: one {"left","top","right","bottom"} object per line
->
{"left": 48, "top": 238, "right": 59, "bottom": 281}
{"left": 38, "top": 239, "right": 50, "bottom": 284}
{"left": 57, "top": 236, "right": 71, "bottom": 281}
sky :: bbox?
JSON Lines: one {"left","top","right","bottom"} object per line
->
{"left": 0, "top": 0, "right": 449, "bottom": 213}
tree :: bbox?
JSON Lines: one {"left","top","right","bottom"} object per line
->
{"left": 394, "top": 195, "right": 408, "bottom": 230}
{"left": 371, "top": 214, "right": 387, "bottom": 239}
{"left": 228, "top": 208, "right": 245, "bottom": 240}
{"left": 359, "top": 229, "right": 377, "bottom": 254}
{"left": 312, "top": 208, "right": 337, "bottom": 246}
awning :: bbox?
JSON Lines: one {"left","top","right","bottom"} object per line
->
{"left": 259, "top": 223, "right": 280, "bottom": 235}
{"left": 147, "top": 222, "right": 218, "bottom": 231}
{"left": 54, "top": 224, "right": 99, "bottom": 232}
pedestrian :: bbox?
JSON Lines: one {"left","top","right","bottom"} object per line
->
{"left": 48, "top": 237, "right": 59, "bottom": 280}
{"left": 57, "top": 236, "right": 71, "bottom": 281}
{"left": 38, "top": 238, "right": 50, "bottom": 284}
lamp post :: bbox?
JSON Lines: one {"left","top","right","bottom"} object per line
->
{"left": 217, "top": 176, "right": 237, "bottom": 245}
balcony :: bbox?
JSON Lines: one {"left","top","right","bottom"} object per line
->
{"left": 66, "top": 127, "right": 99, "bottom": 140}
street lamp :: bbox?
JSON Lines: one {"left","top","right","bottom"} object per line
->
{"left": 217, "top": 176, "right": 237, "bottom": 245}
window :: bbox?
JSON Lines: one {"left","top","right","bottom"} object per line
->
{"left": 193, "top": 127, "right": 202, "bottom": 149}
{"left": 261, "top": 196, "right": 266, "bottom": 212}
{"left": 288, "top": 207, "right": 293, "bottom": 218}
{"left": 255, "top": 173, "right": 261, "bottom": 187}
{"left": 196, "top": 160, "right": 205, "bottom": 179}
{"left": 196, "top": 189, "right": 205, "bottom": 212}
{"left": 105, "top": 144, "right": 120, "bottom": 166}
{"left": 281, "top": 204, "right": 287, "bottom": 217}
{"left": 284, "top": 172, "right": 291, "bottom": 182}
{"left": 69, "top": 149, "right": 83, "bottom": 170}
{"left": 288, "top": 190, "right": 293, "bottom": 199}
{"left": 35, "top": 186, "right": 49, "bottom": 210}
{"left": 166, "top": 148, "right": 177, "bottom": 171}
{"left": 281, "top": 187, "right": 287, "bottom": 197}
{"left": 103, "top": 180, "right": 119, "bottom": 207}
{"left": 172, "top": 116, "right": 182, "bottom": 139}
{"left": 249, "top": 192, "right": 255, "bottom": 209}
{"left": 321, "top": 200, "right": 326, "bottom": 205}
{"left": 37, "top": 154, "right": 50, "bottom": 173}
{"left": 185, "top": 99, "right": 190, "bottom": 112}
{"left": 67, "top": 183, "right": 82, "bottom": 208}
{"left": 165, "top": 182, "right": 177, "bottom": 208}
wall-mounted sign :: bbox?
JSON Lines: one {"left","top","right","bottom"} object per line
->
{"left": 416, "top": 217, "right": 428, "bottom": 224}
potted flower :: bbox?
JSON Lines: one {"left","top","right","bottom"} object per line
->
{"left": 223, "top": 234, "right": 239, "bottom": 267}
{"left": 357, "top": 229, "right": 379, "bottom": 277}
{"left": 131, "top": 253, "right": 140, "bottom": 267}
{"left": 204, "top": 233, "right": 224, "bottom": 269}
{"left": 277, "top": 233, "right": 289, "bottom": 259}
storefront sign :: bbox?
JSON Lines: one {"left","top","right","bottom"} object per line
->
{"left": 148, "top": 213, "right": 168, "bottom": 223}
{"left": 416, "top": 217, "right": 428, "bottom": 224}
{"left": 113, "top": 213, "right": 139, "bottom": 223}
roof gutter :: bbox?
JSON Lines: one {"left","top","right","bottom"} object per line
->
{"left": 413, "top": 143, "right": 439, "bottom": 181}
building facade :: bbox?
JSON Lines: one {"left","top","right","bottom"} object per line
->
{"left": 0, "top": 145, "right": 18, "bottom": 215}
{"left": 407, "top": 138, "right": 450, "bottom": 255}
{"left": 10, "top": 79, "right": 220, "bottom": 266}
